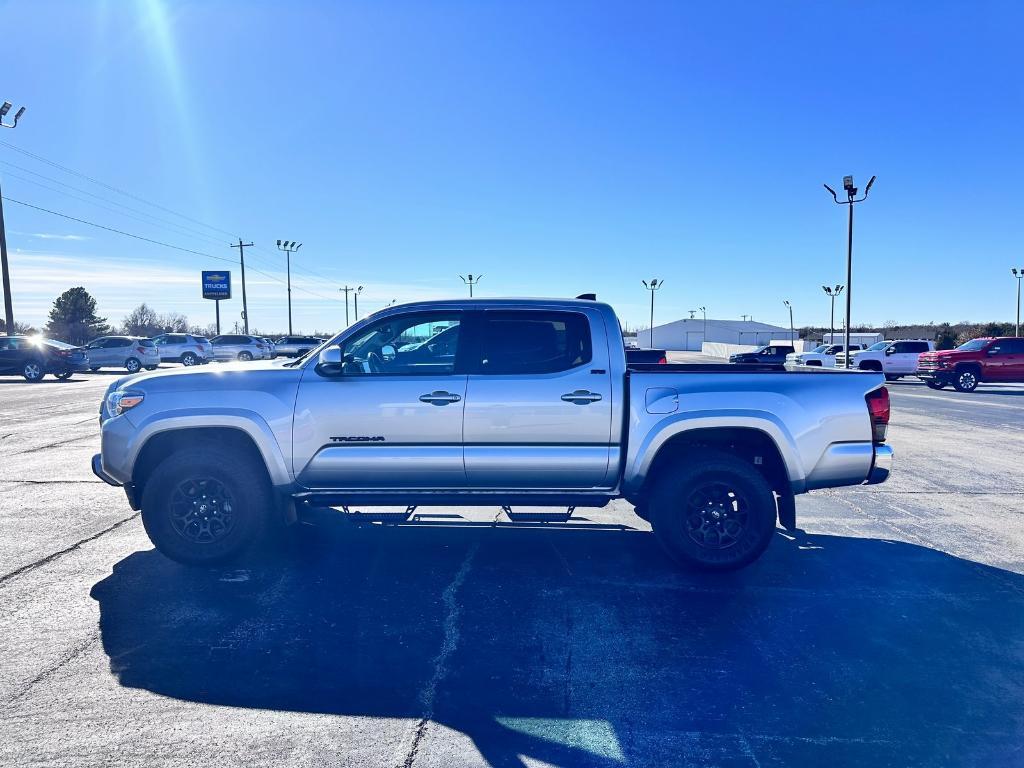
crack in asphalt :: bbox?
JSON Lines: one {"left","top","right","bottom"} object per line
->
{"left": 0, "top": 512, "right": 140, "bottom": 587}
{"left": 399, "top": 543, "right": 479, "bottom": 768}
{"left": 14, "top": 433, "right": 95, "bottom": 455}
{"left": 6, "top": 631, "right": 100, "bottom": 705}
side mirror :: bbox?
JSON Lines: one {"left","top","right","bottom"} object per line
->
{"left": 381, "top": 344, "right": 397, "bottom": 361}
{"left": 885, "top": 347, "right": 895, "bottom": 355}
{"left": 316, "top": 345, "right": 345, "bottom": 376}
{"left": 988, "top": 347, "right": 1000, "bottom": 355}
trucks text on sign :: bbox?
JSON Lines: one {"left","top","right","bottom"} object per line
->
{"left": 202, "top": 271, "right": 231, "bottom": 300}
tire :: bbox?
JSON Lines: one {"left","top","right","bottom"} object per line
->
{"left": 89, "top": 367, "right": 100, "bottom": 372}
{"left": 22, "top": 359, "right": 45, "bottom": 382}
{"left": 55, "top": 370, "right": 74, "bottom": 380}
{"left": 145, "top": 366, "right": 158, "bottom": 371}
{"left": 926, "top": 380, "right": 946, "bottom": 390}
{"left": 140, "top": 446, "right": 272, "bottom": 566}
{"left": 124, "top": 357, "right": 142, "bottom": 374}
{"left": 884, "top": 374, "right": 901, "bottom": 382}
{"left": 650, "top": 449, "right": 777, "bottom": 571}
{"left": 237, "top": 351, "right": 253, "bottom": 361}
{"left": 953, "top": 367, "right": 980, "bottom": 393}
{"left": 181, "top": 352, "right": 198, "bottom": 366}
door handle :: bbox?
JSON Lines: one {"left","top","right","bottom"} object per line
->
{"left": 419, "top": 391, "right": 462, "bottom": 405}
{"left": 561, "top": 390, "right": 603, "bottom": 405}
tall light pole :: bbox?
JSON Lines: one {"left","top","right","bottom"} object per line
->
{"left": 0, "top": 99, "right": 27, "bottom": 335}
{"left": 339, "top": 286, "right": 355, "bottom": 326}
{"left": 783, "top": 300, "right": 795, "bottom": 345}
{"left": 824, "top": 174, "right": 876, "bottom": 367}
{"left": 642, "top": 278, "right": 663, "bottom": 347}
{"left": 822, "top": 284, "right": 844, "bottom": 345}
{"left": 1013, "top": 268, "right": 1024, "bottom": 337}
{"left": 459, "top": 274, "right": 482, "bottom": 297}
{"left": 276, "top": 240, "right": 301, "bottom": 335}
{"left": 699, "top": 306, "right": 707, "bottom": 344}
{"left": 353, "top": 285, "right": 364, "bottom": 322}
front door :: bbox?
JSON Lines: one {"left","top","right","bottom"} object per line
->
{"left": 462, "top": 308, "right": 614, "bottom": 489}
{"left": 293, "top": 311, "right": 468, "bottom": 488}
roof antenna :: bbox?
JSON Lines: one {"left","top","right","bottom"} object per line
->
{"left": 576, "top": 293, "right": 597, "bottom": 301}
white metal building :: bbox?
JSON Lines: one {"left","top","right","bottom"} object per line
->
{"left": 641, "top": 318, "right": 793, "bottom": 351}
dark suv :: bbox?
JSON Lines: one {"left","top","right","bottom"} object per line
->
{"left": 729, "top": 344, "right": 795, "bottom": 365}
{"left": 0, "top": 336, "right": 90, "bottom": 382}
{"left": 917, "top": 337, "right": 1024, "bottom": 392}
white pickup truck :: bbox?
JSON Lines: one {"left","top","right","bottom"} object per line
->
{"left": 93, "top": 298, "right": 892, "bottom": 572}
{"left": 785, "top": 343, "right": 864, "bottom": 368}
{"left": 837, "top": 339, "right": 935, "bottom": 380}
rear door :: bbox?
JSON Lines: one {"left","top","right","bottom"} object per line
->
{"left": 0, "top": 336, "right": 21, "bottom": 373}
{"left": 293, "top": 311, "right": 468, "bottom": 488}
{"left": 985, "top": 339, "right": 1024, "bottom": 380}
{"left": 462, "top": 308, "right": 614, "bottom": 489}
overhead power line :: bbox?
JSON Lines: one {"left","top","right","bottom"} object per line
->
{"left": 0, "top": 138, "right": 238, "bottom": 239}
{"left": 0, "top": 195, "right": 346, "bottom": 304}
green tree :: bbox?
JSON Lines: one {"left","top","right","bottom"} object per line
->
{"left": 44, "top": 287, "right": 110, "bottom": 344}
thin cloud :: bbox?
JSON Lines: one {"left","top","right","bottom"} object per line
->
{"left": 29, "top": 233, "right": 91, "bottom": 241}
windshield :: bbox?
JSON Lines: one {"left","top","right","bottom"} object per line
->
{"left": 810, "top": 344, "right": 829, "bottom": 353}
{"left": 41, "top": 338, "right": 77, "bottom": 350}
{"left": 956, "top": 339, "right": 989, "bottom": 352}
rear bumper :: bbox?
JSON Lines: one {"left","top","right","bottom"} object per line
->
{"left": 866, "top": 444, "right": 893, "bottom": 484}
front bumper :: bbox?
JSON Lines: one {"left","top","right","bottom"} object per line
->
{"left": 915, "top": 368, "right": 949, "bottom": 382}
{"left": 866, "top": 444, "right": 893, "bottom": 484}
{"left": 92, "top": 453, "right": 121, "bottom": 486}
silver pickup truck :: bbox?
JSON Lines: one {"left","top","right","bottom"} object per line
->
{"left": 92, "top": 298, "right": 892, "bottom": 571}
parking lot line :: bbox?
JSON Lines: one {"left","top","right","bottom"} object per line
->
{"left": 892, "top": 391, "right": 1024, "bottom": 410}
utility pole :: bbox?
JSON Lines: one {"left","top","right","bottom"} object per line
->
{"left": 824, "top": 175, "right": 876, "bottom": 367}
{"left": 783, "top": 300, "right": 795, "bottom": 345}
{"left": 0, "top": 99, "right": 27, "bottom": 335}
{"left": 339, "top": 286, "right": 355, "bottom": 326}
{"left": 1013, "top": 268, "right": 1024, "bottom": 337}
{"left": 230, "top": 239, "right": 254, "bottom": 334}
{"left": 822, "top": 284, "right": 844, "bottom": 345}
{"left": 459, "top": 274, "right": 482, "bottom": 297}
{"left": 353, "top": 285, "right": 363, "bottom": 322}
{"left": 641, "top": 279, "right": 663, "bottom": 348}
{"left": 277, "top": 240, "right": 301, "bottom": 335}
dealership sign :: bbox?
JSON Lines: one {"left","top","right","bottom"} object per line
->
{"left": 202, "top": 271, "right": 231, "bottom": 300}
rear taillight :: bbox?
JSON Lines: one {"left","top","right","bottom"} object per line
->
{"left": 866, "top": 387, "right": 890, "bottom": 443}
{"left": 136, "top": 346, "right": 147, "bottom": 354}
{"left": 657, "top": 356, "right": 667, "bottom": 365}
{"left": 196, "top": 345, "right": 203, "bottom": 351}
{"left": 57, "top": 349, "right": 71, "bottom": 358}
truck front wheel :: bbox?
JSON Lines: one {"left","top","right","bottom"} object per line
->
{"left": 650, "top": 450, "right": 776, "bottom": 571}
{"left": 140, "top": 447, "right": 271, "bottom": 565}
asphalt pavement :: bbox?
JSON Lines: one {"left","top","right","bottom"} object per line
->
{"left": 2, "top": 369, "right": 1023, "bottom": 767}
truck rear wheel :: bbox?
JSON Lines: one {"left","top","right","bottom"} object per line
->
{"left": 650, "top": 450, "right": 776, "bottom": 571}
{"left": 140, "top": 447, "right": 271, "bottom": 565}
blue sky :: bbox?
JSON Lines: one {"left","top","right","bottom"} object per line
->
{"left": 1, "top": 0, "right": 1022, "bottom": 334}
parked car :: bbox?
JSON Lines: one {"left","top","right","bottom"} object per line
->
{"left": 151, "top": 333, "right": 214, "bottom": 366}
{"left": 917, "top": 337, "right": 1024, "bottom": 392}
{"left": 625, "top": 347, "right": 668, "bottom": 365}
{"left": 209, "top": 334, "right": 270, "bottom": 361}
{"left": 837, "top": 339, "right": 935, "bottom": 381}
{"left": 274, "top": 335, "right": 326, "bottom": 358}
{"left": 785, "top": 343, "right": 864, "bottom": 368}
{"left": 93, "top": 298, "right": 892, "bottom": 572}
{"left": 729, "top": 344, "right": 795, "bottom": 365}
{"left": 84, "top": 336, "right": 160, "bottom": 373}
{"left": 0, "top": 335, "right": 90, "bottom": 381}
{"left": 259, "top": 338, "right": 278, "bottom": 359}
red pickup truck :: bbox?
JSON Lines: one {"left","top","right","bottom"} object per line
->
{"left": 917, "top": 337, "right": 1024, "bottom": 391}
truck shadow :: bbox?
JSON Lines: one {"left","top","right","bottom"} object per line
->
{"left": 90, "top": 521, "right": 1024, "bottom": 767}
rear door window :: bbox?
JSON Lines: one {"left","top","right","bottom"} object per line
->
{"left": 477, "top": 311, "right": 592, "bottom": 374}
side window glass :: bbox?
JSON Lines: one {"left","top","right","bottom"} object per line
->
{"left": 479, "top": 311, "right": 591, "bottom": 375}
{"left": 340, "top": 313, "right": 461, "bottom": 375}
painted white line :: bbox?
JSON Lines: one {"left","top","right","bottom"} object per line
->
{"left": 892, "top": 392, "right": 1024, "bottom": 410}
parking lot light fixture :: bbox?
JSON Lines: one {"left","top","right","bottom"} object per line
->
{"left": 824, "top": 174, "right": 876, "bottom": 367}
{"left": 699, "top": 306, "right": 707, "bottom": 342}
{"left": 354, "top": 285, "right": 363, "bottom": 322}
{"left": 641, "top": 279, "right": 664, "bottom": 347}
{"left": 1, "top": 99, "right": 27, "bottom": 335}
{"left": 459, "top": 274, "right": 482, "bottom": 297}
{"left": 783, "top": 300, "right": 794, "bottom": 345}
{"left": 822, "top": 284, "right": 844, "bottom": 345}
{"left": 276, "top": 240, "right": 302, "bottom": 335}
{"left": 1013, "top": 268, "right": 1024, "bottom": 337}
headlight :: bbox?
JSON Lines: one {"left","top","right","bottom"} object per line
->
{"left": 106, "top": 389, "right": 145, "bottom": 416}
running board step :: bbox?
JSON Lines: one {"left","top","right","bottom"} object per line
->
{"left": 500, "top": 505, "right": 575, "bottom": 523}
{"left": 337, "top": 505, "right": 417, "bottom": 524}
